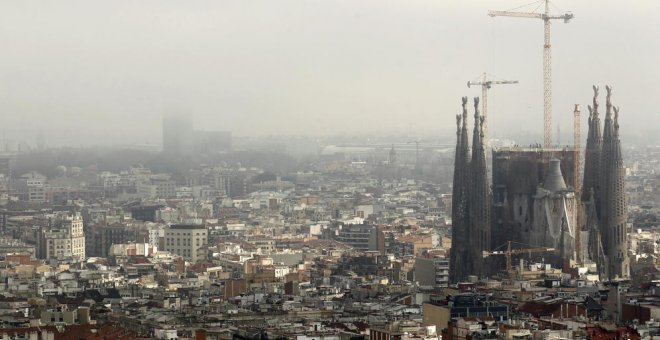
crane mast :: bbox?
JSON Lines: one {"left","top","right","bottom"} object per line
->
{"left": 543, "top": 0, "right": 552, "bottom": 148}
{"left": 467, "top": 73, "right": 518, "bottom": 149}
{"left": 489, "top": 0, "right": 573, "bottom": 148}
{"left": 573, "top": 104, "right": 582, "bottom": 262}
{"left": 573, "top": 104, "right": 581, "bottom": 193}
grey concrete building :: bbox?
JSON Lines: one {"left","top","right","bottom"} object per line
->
{"left": 164, "top": 224, "right": 208, "bottom": 263}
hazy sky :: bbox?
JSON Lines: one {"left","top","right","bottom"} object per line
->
{"left": 0, "top": 0, "right": 658, "bottom": 147}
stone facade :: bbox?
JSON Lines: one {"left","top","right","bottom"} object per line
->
{"left": 450, "top": 97, "right": 491, "bottom": 281}
{"left": 583, "top": 86, "right": 630, "bottom": 279}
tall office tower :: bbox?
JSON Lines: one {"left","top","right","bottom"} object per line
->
{"left": 162, "top": 113, "right": 231, "bottom": 156}
{"left": 450, "top": 97, "right": 471, "bottom": 282}
{"left": 599, "top": 86, "right": 630, "bottom": 279}
{"left": 162, "top": 113, "right": 194, "bottom": 155}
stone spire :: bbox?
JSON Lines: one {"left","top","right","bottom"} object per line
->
{"left": 461, "top": 95, "right": 471, "bottom": 163}
{"left": 582, "top": 85, "right": 603, "bottom": 205}
{"left": 599, "top": 86, "right": 629, "bottom": 279}
{"left": 450, "top": 97, "right": 471, "bottom": 282}
{"left": 468, "top": 97, "right": 491, "bottom": 278}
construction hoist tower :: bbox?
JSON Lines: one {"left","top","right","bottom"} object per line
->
{"left": 489, "top": 0, "right": 573, "bottom": 148}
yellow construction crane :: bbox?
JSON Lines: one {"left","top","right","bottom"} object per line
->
{"left": 489, "top": 0, "right": 573, "bottom": 148}
{"left": 482, "top": 241, "right": 556, "bottom": 273}
{"left": 467, "top": 73, "right": 519, "bottom": 148}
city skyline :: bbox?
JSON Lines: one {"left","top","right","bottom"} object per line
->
{"left": 0, "top": 1, "right": 658, "bottom": 337}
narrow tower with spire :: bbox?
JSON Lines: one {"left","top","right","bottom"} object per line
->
{"left": 468, "top": 97, "right": 492, "bottom": 278}
{"left": 599, "top": 86, "right": 630, "bottom": 279}
{"left": 582, "top": 86, "right": 603, "bottom": 210}
{"left": 450, "top": 97, "right": 493, "bottom": 281}
{"left": 581, "top": 85, "right": 630, "bottom": 280}
{"left": 450, "top": 97, "right": 471, "bottom": 282}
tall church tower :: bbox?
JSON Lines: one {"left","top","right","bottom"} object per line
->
{"left": 599, "top": 86, "right": 630, "bottom": 279}
{"left": 450, "top": 97, "right": 492, "bottom": 281}
{"left": 467, "top": 97, "right": 492, "bottom": 278}
{"left": 582, "top": 86, "right": 603, "bottom": 207}
{"left": 582, "top": 85, "right": 630, "bottom": 280}
{"left": 450, "top": 97, "right": 471, "bottom": 282}
{"left": 582, "top": 86, "right": 607, "bottom": 278}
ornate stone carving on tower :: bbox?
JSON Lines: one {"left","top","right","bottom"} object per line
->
{"left": 450, "top": 97, "right": 492, "bottom": 281}
{"left": 585, "top": 188, "right": 607, "bottom": 279}
{"left": 581, "top": 86, "right": 607, "bottom": 275}
{"left": 599, "top": 86, "right": 630, "bottom": 279}
{"left": 581, "top": 85, "right": 629, "bottom": 280}
{"left": 449, "top": 97, "right": 470, "bottom": 282}
{"left": 450, "top": 97, "right": 471, "bottom": 282}
{"left": 467, "top": 97, "right": 492, "bottom": 278}
{"left": 582, "top": 86, "right": 603, "bottom": 207}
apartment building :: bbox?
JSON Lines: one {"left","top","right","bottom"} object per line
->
{"left": 164, "top": 224, "right": 208, "bottom": 262}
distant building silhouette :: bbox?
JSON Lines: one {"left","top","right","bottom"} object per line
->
{"left": 162, "top": 113, "right": 231, "bottom": 155}
{"left": 163, "top": 114, "right": 194, "bottom": 155}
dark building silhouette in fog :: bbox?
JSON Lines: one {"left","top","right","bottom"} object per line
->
{"left": 449, "top": 97, "right": 470, "bottom": 282}
{"left": 450, "top": 97, "right": 491, "bottom": 282}
{"left": 163, "top": 114, "right": 194, "bottom": 155}
{"left": 162, "top": 114, "right": 231, "bottom": 155}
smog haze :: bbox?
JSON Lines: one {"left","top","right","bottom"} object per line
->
{"left": 1, "top": 0, "right": 658, "bottom": 147}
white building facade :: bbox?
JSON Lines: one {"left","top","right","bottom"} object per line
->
{"left": 44, "top": 213, "right": 85, "bottom": 261}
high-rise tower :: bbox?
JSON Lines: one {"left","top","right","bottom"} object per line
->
{"left": 162, "top": 113, "right": 193, "bottom": 155}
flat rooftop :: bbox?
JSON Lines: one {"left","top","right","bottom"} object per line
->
{"left": 169, "top": 224, "right": 206, "bottom": 230}
{"left": 493, "top": 145, "right": 577, "bottom": 153}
